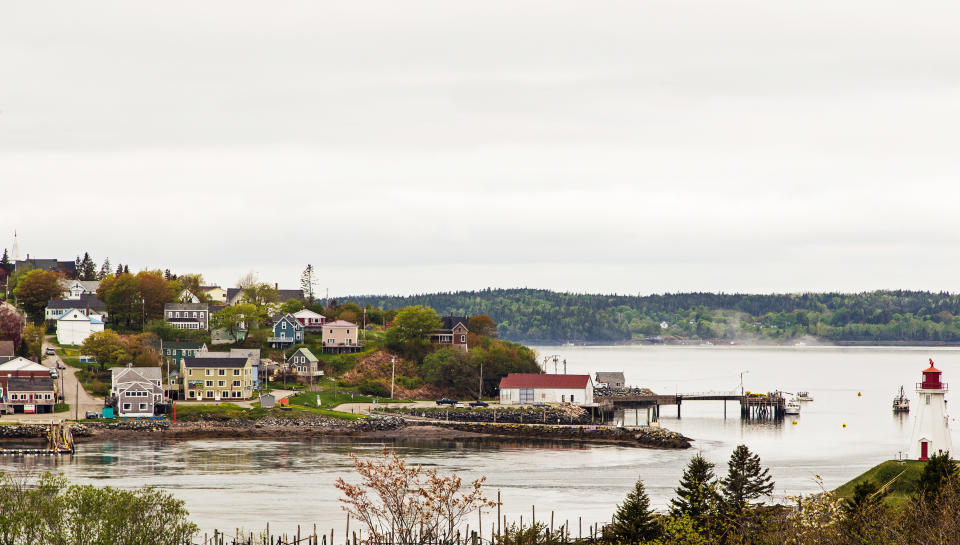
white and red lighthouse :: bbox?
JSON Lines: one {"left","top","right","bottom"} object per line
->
{"left": 909, "top": 359, "right": 952, "bottom": 461}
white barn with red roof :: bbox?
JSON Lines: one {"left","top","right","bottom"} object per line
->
{"left": 498, "top": 373, "right": 594, "bottom": 405}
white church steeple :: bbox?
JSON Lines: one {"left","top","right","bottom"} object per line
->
{"left": 11, "top": 230, "right": 20, "bottom": 261}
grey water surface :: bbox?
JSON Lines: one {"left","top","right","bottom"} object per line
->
{"left": 2, "top": 346, "right": 957, "bottom": 535}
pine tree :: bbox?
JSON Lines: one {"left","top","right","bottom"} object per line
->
{"left": 74, "top": 255, "right": 82, "bottom": 279}
{"left": 917, "top": 451, "right": 957, "bottom": 497}
{"left": 116, "top": 263, "right": 124, "bottom": 275}
{"left": 721, "top": 445, "right": 774, "bottom": 514}
{"left": 80, "top": 252, "right": 97, "bottom": 281}
{"left": 98, "top": 258, "right": 112, "bottom": 280}
{"left": 301, "top": 264, "right": 316, "bottom": 303}
{"left": 0, "top": 248, "right": 9, "bottom": 266}
{"left": 671, "top": 453, "right": 720, "bottom": 522}
{"left": 123, "top": 264, "right": 130, "bottom": 274}
{"left": 605, "top": 477, "right": 660, "bottom": 543}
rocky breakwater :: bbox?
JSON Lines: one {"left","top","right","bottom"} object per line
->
{"left": 0, "top": 424, "right": 49, "bottom": 440}
{"left": 71, "top": 415, "right": 406, "bottom": 441}
{"left": 383, "top": 404, "right": 594, "bottom": 425}
{"left": 440, "top": 421, "right": 692, "bottom": 449}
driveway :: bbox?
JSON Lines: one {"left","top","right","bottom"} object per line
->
{"left": 334, "top": 400, "right": 437, "bottom": 415}
{"left": 43, "top": 338, "right": 104, "bottom": 419}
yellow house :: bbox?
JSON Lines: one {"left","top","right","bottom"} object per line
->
{"left": 181, "top": 357, "right": 253, "bottom": 401}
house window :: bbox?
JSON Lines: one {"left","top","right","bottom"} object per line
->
{"left": 206, "top": 381, "right": 213, "bottom": 387}
{"left": 460, "top": 335, "right": 466, "bottom": 343}
{"left": 123, "top": 403, "right": 131, "bottom": 411}
{"left": 206, "top": 369, "right": 212, "bottom": 376}
{"left": 139, "top": 403, "right": 147, "bottom": 411}
{"left": 189, "top": 391, "right": 195, "bottom": 399}
{"left": 234, "top": 369, "right": 240, "bottom": 375}
{"left": 219, "top": 369, "right": 225, "bottom": 376}
{"left": 233, "top": 380, "right": 241, "bottom": 387}
{"left": 218, "top": 381, "right": 225, "bottom": 387}
{"left": 220, "top": 391, "right": 228, "bottom": 399}
{"left": 205, "top": 391, "right": 214, "bottom": 398}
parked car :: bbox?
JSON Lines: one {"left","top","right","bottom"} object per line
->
{"left": 49, "top": 369, "right": 58, "bottom": 379}
{"left": 435, "top": 398, "right": 457, "bottom": 406}
{"left": 57, "top": 361, "right": 66, "bottom": 370}
{"left": 45, "top": 347, "right": 56, "bottom": 356}
{"left": 84, "top": 411, "right": 100, "bottom": 419}
{"left": 468, "top": 400, "right": 489, "bottom": 407}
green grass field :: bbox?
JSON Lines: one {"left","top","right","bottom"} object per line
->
{"left": 287, "top": 390, "right": 409, "bottom": 408}
{"left": 173, "top": 402, "right": 366, "bottom": 421}
{"left": 834, "top": 459, "right": 926, "bottom": 507}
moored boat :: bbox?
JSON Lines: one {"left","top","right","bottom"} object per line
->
{"left": 892, "top": 385, "right": 910, "bottom": 413}
{"left": 797, "top": 391, "right": 813, "bottom": 401}
{"left": 785, "top": 398, "right": 801, "bottom": 415}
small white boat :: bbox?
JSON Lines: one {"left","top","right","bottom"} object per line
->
{"left": 784, "top": 398, "right": 801, "bottom": 415}
{"left": 797, "top": 391, "right": 813, "bottom": 402}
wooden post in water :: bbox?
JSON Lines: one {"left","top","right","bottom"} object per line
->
{"left": 497, "top": 489, "right": 501, "bottom": 538}
{"left": 579, "top": 517, "right": 582, "bottom": 541}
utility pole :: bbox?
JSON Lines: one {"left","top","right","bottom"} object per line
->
{"left": 479, "top": 360, "right": 483, "bottom": 400}
{"left": 390, "top": 357, "right": 396, "bottom": 400}
{"left": 74, "top": 381, "right": 78, "bottom": 421}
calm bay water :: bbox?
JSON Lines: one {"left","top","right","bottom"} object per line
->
{"left": 2, "top": 345, "right": 957, "bottom": 535}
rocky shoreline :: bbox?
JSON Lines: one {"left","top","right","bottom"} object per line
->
{"left": 0, "top": 416, "right": 691, "bottom": 449}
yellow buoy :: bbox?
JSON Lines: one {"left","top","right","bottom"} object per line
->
{"left": 857, "top": 392, "right": 862, "bottom": 397}
{"left": 792, "top": 420, "right": 797, "bottom": 425}
{"left": 843, "top": 423, "right": 847, "bottom": 428}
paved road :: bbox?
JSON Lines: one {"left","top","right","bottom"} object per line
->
{"left": 333, "top": 400, "right": 439, "bottom": 414}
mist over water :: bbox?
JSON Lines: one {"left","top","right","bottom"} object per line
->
{"left": 2, "top": 346, "right": 956, "bottom": 535}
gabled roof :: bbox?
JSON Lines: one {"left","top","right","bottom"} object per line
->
{"left": 325, "top": 320, "right": 357, "bottom": 327}
{"left": 595, "top": 372, "right": 626, "bottom": 384}
{"left": 57, "top": 308, "right": 90, "bottom": 321}
{"left": 47, "top": 294, "right": 106, "bottom": 311}
{"left": 162, "top": 341, "right": 206, "bottom": 350}
{"left": 184, "top": 357, "right": 249, "bottom": 368}
{"left": 293, "top": 309, "right": 325, "bottom": 319}
{"left": 111, "top": 366, "right": 162, "bottom": 384}
{"left": 438, "top": 316, "right": 470, "bottom": 332}
{"left": 6, "top": 377, "right": 55, "bottom": 391}
{"left": 499, "top": 373, "right": 591, "bottom": 389}
{"left": 274, "top": 314, "right": 302, "bottom": 328}
{"left": 291, "top": 347, "right": 318, "bottom": 362}
{"left": 164, "top": 302, "right": 209, "bottom": 311}
{"left": 0, "top": 357, "right": 49, "bottom": 373}
{"left": 277, "top": 289, "right": 304, "bottom": 301}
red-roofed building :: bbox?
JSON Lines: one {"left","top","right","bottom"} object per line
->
{"left": 498, "top": 373, "right": 594, "bottom": 405}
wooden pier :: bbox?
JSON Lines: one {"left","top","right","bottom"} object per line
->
{"left": 0, "top": 421, "right": 75, "bottom": 455}
{"left": 596, "top": 391, "right": 785, "bottom": 422}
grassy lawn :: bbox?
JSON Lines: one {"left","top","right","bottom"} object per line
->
{"left": 173, "top": 402, "right": 365, "bottom": 421}
{"left": 54, "top": 403, "right": 70, "bottom": 413}
{"left": 287, "top": 389, "right": 410, "bottom": 408}
{"left": 834, "top": 459, "right": 926, "bottom": 507}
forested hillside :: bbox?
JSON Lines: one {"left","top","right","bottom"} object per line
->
{"left": 340, "top": 289, "right": 960, "bottom": 344}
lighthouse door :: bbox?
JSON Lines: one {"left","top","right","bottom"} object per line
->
{"left": 920, "top": 441, "right": 929, "bottom": 461}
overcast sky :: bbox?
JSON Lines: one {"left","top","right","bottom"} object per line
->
{"left": 2, "top": 1, "right": 959, "bottom": 296}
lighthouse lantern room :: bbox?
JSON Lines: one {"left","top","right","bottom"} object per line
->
{"left": 909, "top": 359, "right": 952, "bottom": 461}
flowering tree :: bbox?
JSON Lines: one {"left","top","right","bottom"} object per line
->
{"left": 335, "top": 449, "right": 497, "bottom": 545}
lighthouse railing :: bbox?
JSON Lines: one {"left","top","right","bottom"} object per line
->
{"left": 917, "top": 382, "right": 948, "bottom": 391}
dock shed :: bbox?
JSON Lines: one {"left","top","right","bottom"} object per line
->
{"left": 595, "top": 372, "right": 626, "bottom": 389}
{"left": 499, "top": 373, "right": 594, "bottom": 405}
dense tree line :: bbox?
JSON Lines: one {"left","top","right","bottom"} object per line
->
{"left": 340, "top": 288, "right": 960, "bottom": 343}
